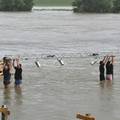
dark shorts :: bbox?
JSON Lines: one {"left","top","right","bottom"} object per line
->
{"left": 100, "top": 74, "right": 105, "bottom": 81}
{"left": 15, "top": 80, "right": 22, "bottom": 85}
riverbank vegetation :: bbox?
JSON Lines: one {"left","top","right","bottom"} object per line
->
{"left": 72, "top": 0, "right": 120, "bottom": 13}
{"left": 34, "top": 0, "right": 73, "bottom": 6}
{"left": 0, "top": 0, "right": 33, "bottom": 11}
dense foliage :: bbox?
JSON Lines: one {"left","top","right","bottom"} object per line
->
{"left": 113, "top": 0, "right": 120, "bottom": 13}
{"left": 0, "top": 0, "right": 33, "bottom": 11}
{"left": 34, "top": 0, "right": 73, "bottom": 6}
{"left": 72, "top": 0, "right": 120, "bottom": 13}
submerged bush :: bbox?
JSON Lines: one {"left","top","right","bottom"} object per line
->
{"left": 0, "top": 0, "right": 33, "bottom": 11}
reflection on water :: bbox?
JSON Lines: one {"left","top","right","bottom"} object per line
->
{"left": 106, "top": 80, "right": 113, "bottom": 89}
{"left": 3, "top": 87, "right": 23, "bottom": 106}
{"left": 3, "top": 88, "right": 11, "bottom": 105}
{"left": 100, "top": 80, "right": 113, "bottom": 89}
{"left": 14, "top": 87, "right": 23, "bottom": 105}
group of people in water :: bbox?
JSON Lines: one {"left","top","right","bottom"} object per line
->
{"left": 2, "top": 57, "right": 22, "bottom": 88}
{"left": 99, "top": 55, "right": 114, "bottom": 82}
{"left": 2, "top": 54, "right": 115, "bottom": 88}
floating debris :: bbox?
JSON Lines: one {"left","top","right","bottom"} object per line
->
{"left": 92, "top": 53, "right": 99, "bottom": 56}
{"left": 47, "top": 55, "right": 55, "bottom": 58}
{"left": 35, "top": 61, "right": 41, "bottom": 68}
{"left": 76, "top": 113, "right": 95, "bottom": 120}
{"left": 57, "top": 58, "right": 64, "bottom": 66}
{"left": 1, "top": 105, "right": 10, "bottom": 120}
{"left": 24, "top": 58, "right": 29, "bottom": 60}
{"left": 90, "top": 60, "right": 98, "bottom": 65}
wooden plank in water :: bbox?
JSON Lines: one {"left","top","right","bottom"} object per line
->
{"left": 76, "top": 113, "right": 95, "bottom": 120}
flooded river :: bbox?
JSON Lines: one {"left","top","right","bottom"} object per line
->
{"left": 0, "top": 9, "right": 120, "bottom": 120}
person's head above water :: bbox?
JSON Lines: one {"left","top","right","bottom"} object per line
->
{"left": 100, "top": 61, "right": 104, "bottom": 65}
{"left": 107, "top": 61, "right": 110, "bottom": 65}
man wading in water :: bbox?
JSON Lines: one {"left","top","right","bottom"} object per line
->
{"left": 13, "top": 58, "right": 22, "bottom": 88}
{"left": 99, "top": 56, "right": 108, "bottom": 82}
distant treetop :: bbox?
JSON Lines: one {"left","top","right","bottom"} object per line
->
{"left": 0, "top": 0, "right": 33, "bottom": 11}
{"left": 72, "top": 0, "right": 120, "bottom": 13}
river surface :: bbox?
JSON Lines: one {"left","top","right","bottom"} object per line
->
{"left": 0, "top": 9, "right": 120, "bottom": 120}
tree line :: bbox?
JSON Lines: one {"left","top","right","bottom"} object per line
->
{"left": 72, "top": 0, "right": 120, "bottom": 13}
{"left": 0, "top": 0, "right": 33, "bottom": 11}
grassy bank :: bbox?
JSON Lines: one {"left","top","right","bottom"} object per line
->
{"left": 34, "top": 0, "right": 73, "bottom": 6}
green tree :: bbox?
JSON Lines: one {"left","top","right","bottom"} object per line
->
{"left": 72, "top": 0, "right": 113, "bottom": 13}
{"left": 113, "top": 0, "right": 120, "bottom": 13}
{"left": 23, "top": 0, "right": 33, "bottom": 11}
{"left": 13, "top": 0, "right": 25, "bottom": 11}
{"left": 0, "top": 0, "right": 14, "bottom": 11}
{"left": 72, "top": 0, "right": 82, "bottom": 12}
{"left": 0, "top": 0, "right": 33, "bottom": 11}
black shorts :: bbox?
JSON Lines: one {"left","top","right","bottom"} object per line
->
{"left": 100, "top": 74, "right": 105, "bottom": 81}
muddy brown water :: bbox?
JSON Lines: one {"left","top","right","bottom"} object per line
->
{"left": 0, "top": 9, "right": 120, "bottom": 120}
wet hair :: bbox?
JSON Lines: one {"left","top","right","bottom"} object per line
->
{"left": 19, "top": 64, "right": 22, "bottom": 67}
{"left": 107, "top": 61, "right": 110, "bottom": 65}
